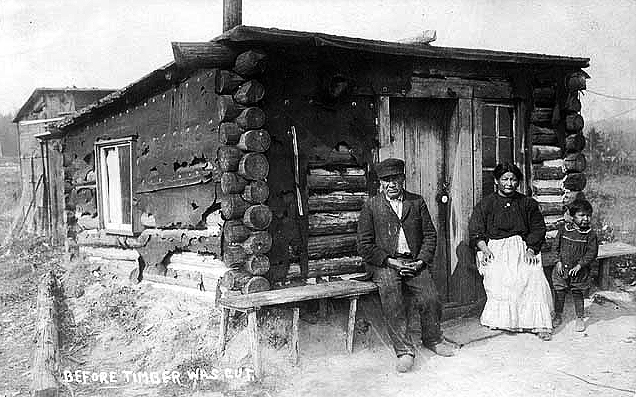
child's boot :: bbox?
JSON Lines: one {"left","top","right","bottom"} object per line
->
{"left": 574, "top": 317, "right": 585, "bottom": 332}
{"left": 572, "top": 290, "right": 586, "bottom": 332}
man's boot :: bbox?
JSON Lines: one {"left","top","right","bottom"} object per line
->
{"left": 575, "top": 317, "right": 585, "bottom": 332}
{"left": 424, "top": 339, "right": 456, "bottom": 357}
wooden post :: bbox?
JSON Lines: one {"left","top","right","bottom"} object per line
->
{"left": 31, "top": 271, "right": 59, "bottom": 397}
{"left": 346, "top": 297, "right": 358, "bottom": 353}
{"left": 223, "top": 0, "right": 242, "bottom": 32}
{"left": 248, "top": 310, "right": 260, "bottom": 377}
{"left": 218, "top": 308, "right": 230, "bottom": 355}
{"left": 291, "top": 307, "right": 300, "bottom": 365}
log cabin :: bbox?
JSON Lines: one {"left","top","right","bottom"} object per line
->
{"left": 46, "top": 15, "right": 589, "bottom": 318}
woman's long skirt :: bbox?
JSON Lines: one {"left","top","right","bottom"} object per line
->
{"left": 478, "top": 235, "right": 553, "bottom": 333}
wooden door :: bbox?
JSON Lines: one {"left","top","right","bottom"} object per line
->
{"left": 382, "top": 98, "right": 453, "bottom": 301}
{"left": 379, "top": 97, "right": 481, "bottom": 309}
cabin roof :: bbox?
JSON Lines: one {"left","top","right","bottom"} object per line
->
{"left": 218, "top": 26, "right": 590, "bottom": 67}
{"left": 13, "top": 87, "right": 116, "bottom": 123}
{"left": 54, "top": 25, "right": 589, "bottom": 132}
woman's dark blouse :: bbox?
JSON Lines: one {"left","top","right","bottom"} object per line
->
{"left": 468, "top": 192, "right": 546, "bottom": 252}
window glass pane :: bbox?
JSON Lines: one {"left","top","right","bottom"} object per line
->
{"left": 119, "top": 145, "right": 131, "bottom": 224}
{"left": 104, "top": 147, "right": 122, "bottom": 224}
{"left": 482, "top": 171, "right": 495, "bottom": 195}
{"left": 482, "top": 136, "right": 496, "bottom": 167}
{"left": 499, "top": 137, "right": 513, "bottom": 163}
{"left": 499, "top": 107, "right": 513, "bottom": 137}
{"left": 482, "top": 106, "right": 496, "bottom": 137}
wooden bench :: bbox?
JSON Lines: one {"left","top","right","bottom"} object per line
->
{"left": 596, "top": 242, "right": 636, "bottom": 289}
{"left": 217, "top": 279, "right": 378, "bottom": 377}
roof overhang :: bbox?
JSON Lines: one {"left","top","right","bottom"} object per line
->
{"left": 216, "top": 26, "right": 590, "bottom": 67}
{"left": 56, "top": 25, "right": 590, "bottom": 132}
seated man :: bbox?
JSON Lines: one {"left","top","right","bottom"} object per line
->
{"left": 357, "top": 158, "right": 455, "bottom": 373}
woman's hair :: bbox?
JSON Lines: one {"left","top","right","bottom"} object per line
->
{"left": 493, "top": 162, "right": 524, "bottom": 181}
{"left": 568, "top": 198, "right": 593, "bottom": 216}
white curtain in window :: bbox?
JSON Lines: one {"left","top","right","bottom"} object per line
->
{"left": 104, "top": 147, "right": 123, "bottom": 224}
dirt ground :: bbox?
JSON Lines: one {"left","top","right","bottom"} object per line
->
{"left": 270, "top": 290, "right": 636, "bottom": 397}
{"left": 1, "top": 248, "right": 635, "bottom": 397}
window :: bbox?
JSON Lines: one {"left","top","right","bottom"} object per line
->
{"left": 95, "top": 137, "right": 135, "bottom": 235}
{"left": 482, "top": 104, "right": 515, "bottom": 194}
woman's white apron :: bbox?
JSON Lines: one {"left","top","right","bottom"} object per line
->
{"left": 478, "top": 235, "right": 553, "bottom": 332}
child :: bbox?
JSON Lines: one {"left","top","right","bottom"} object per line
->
{"left": 552, "top": 198, "right": 598, "bottom": 332}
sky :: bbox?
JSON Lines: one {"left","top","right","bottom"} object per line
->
{"left": 2, "top": 0, "right": 636, "bottom": 122}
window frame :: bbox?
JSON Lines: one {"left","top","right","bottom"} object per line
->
{"left": 94, "top": 136, "right": 136, "bottom": 236}
{"left": 480, "top": 102, "right": 524, "bottom": 196}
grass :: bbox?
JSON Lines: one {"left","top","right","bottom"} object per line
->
{"left": 586, "top": 173, "right": 636, "bottom": 245}
{"left": 0, "top": 162, "right": 21, "bottom": 243}
{"left": 586, "top": 171, "right": 636, "bottom": 284}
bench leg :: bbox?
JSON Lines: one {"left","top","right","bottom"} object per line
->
{"left": 599, "top": 258, "right": 611, "bottom": 290}
{"left": 248, "top": 310, "right": 260, "bottom": 378}
{"left": 291, "top": 307, "right": 300, "bottom": 365}
{"left": 218, "top": 308, "right": 229, "bottom": 356}
{"left": 346, "top": 297, "right": 358, "bottom": 353}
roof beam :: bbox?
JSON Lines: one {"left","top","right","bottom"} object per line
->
{"left": 171, "top": 42, "right": 239, "bottom": 69}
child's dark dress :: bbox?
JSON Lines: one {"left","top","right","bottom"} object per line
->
{"left": 552, "top": 222, "right": 598, "bottom": 292}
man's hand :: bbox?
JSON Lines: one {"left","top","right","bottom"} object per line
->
{"left": 399, "top": 260, "right": 424, "bottom": 278}
{"left": 568, "top": 264, "right": 582, "bottom": 277}
{"left": 555, "top": 261, "right": 564, "bottom": 277}
{"left": 386, "top": 258, "right": 405, "bottom": 271}
{"left": 386, "top": 258, "right": 423, "bottom": 277}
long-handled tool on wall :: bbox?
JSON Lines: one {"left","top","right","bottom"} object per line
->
{"left": 289, "top": 126, "right": 304, "bottom": 216}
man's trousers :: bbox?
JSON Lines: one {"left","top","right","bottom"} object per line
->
{"left": 372, "top": 266, "right": 443, "bottom": 357}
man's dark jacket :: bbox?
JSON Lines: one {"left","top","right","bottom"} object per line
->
{"left": 357, "top": 190, "right": 437, "bottom": 271}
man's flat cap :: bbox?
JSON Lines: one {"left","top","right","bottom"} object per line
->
{"left": 376, "top": 158, "right": 405, "bottom": 179}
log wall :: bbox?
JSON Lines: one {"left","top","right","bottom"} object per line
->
{"left": 215, "top": 49, "right": 272, "bottom": 295}
{"left": 530, "top": 71, "right": 588, "bottom": 263}
{"left": 259, "top": 48, "right": 380, "bottom": 283}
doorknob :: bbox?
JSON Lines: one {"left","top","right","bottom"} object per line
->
{"left": 437, "top": 181, "right": 450, "bottom": 204}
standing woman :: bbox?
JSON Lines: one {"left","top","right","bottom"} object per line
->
{"left": 469, "top": 163, "right": 553, "bottom": 340}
